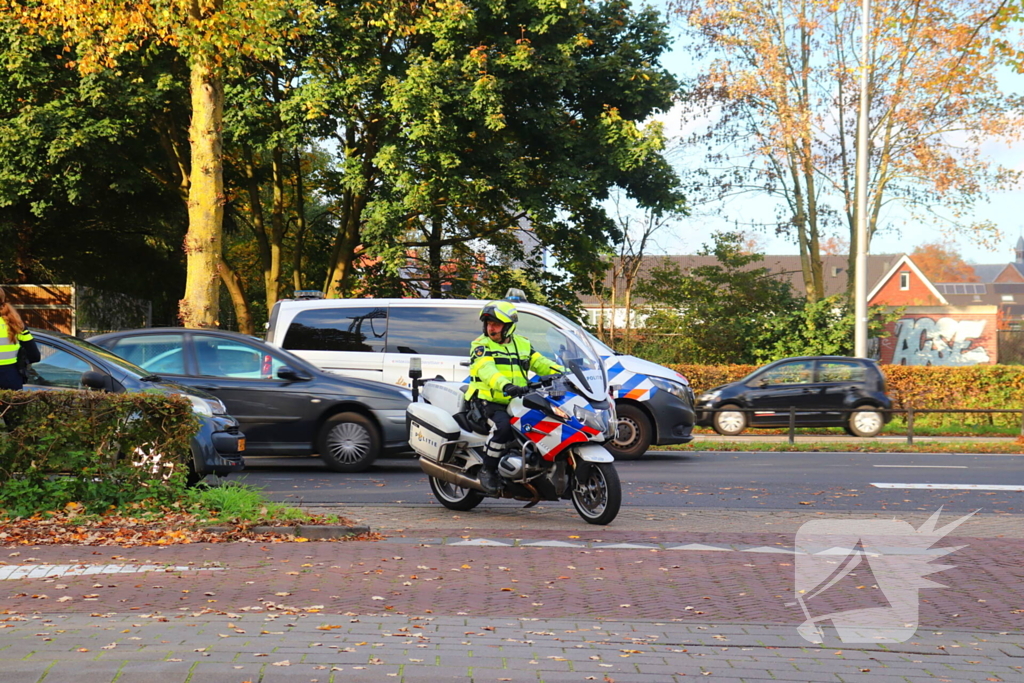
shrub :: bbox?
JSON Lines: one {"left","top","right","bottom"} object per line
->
{"left": 0, "top": 390, "right": 197, "bottom": 516}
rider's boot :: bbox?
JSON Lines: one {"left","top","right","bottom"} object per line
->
{"left": 478, "top": 466, "right": 500, "bottom": 495}
{"left": 479, "top": 440, "right": 505, "bottom": 494}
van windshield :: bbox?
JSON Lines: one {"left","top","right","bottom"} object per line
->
{"left": 541, "top": 309, "right": 617, "bottom": 357}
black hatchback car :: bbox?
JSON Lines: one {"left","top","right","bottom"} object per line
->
{"left": 88, "top": 328, "right": 412, "bottom": 472}
{"left": 695, "top": 356, "right": 892, "bottom": 437}
{"left": 25, "top": 329, "right": 245, "bottom": 484}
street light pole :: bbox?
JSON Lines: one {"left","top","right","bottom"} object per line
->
{"left": 854, "top": 0, "right": 870, "bottom": 358}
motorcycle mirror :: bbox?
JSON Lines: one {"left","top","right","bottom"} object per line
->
{"left": 548, "top": 378, "right": 566, "bottom": 400}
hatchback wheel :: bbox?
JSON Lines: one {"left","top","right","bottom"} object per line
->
{"left": 847, "top": 406, "right": 884, "bottom": 438}
{"left": 318, "top": 412, "right": 380, "bottom": 472}
{"left": 712, "top": 404, "right": 747, "bottom": 436}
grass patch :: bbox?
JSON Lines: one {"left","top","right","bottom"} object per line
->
{"left": 185, "top": 482, "right": 341, "bottom": 526}
{"left": 655, "top": 441, "right": 1024, "bottom": 454}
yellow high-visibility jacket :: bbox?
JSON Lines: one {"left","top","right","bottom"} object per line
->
{"left": 465, "top": 334, "right": 562, "bottom": 405}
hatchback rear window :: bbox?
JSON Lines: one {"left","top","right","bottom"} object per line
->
{"left": 282, "top": 307, "right": 387, "bottom": 353}
{"left": 817, "top": 360, "right": 866, "bottom": 383}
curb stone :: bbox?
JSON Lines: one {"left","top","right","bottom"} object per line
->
{"left": 201, "top": 524, "right": 371, "bottom": 538}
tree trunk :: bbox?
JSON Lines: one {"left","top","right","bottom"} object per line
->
{"left": 267, "top": 145, "right": 286, "bottom": 310}
{"left": 292, "top": 152, "right": 307, "bottom": 294}
{"left": 218, "top": 257, "right": 254, "bottom": 335}
{"left": 179, "top": 57, "right": 224, "bottom": 328}
{"left": 323, "top": 193, "right": 363, "bottom": 297}
{"left": 428, "top": 214, "right": 443, "bottom": 297}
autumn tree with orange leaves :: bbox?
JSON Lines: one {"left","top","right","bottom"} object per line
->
{"left": 673, "top": 0, "right": 1023, "bottom": 302}
{"left": 8, "top": 0, "right": 319, "bottom": 327}
{"left": 912, "top": 241, "right": 980, "bottom": 283}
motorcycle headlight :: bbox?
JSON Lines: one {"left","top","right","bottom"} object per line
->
{"left": 573, "top": 404, "right": 609, "bottom": 433}
{"left": 180, "top": 394, "right": 226, "bottom": 417}
{"left": 650, "top": 376, "right": 690, "bottom": 402}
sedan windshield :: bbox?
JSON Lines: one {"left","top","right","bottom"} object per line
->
{"left": 56, "top": 334, "right": 151, "bottom": 378}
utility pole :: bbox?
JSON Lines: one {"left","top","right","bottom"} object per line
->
{"left": 854, "top": 0, "right": 870, "bottom": 358}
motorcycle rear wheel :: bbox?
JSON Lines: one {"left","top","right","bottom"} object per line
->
{"left": 572, "top": 462, "right": 621, "bottom": 525}
{"left": 429, "top": 476, "right": 485, "bottom": 511}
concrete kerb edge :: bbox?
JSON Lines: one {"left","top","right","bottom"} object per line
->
{"left": 201, "top": 524, "right": 372, "bottom": 539}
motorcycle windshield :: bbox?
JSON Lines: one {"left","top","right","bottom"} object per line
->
{"left": 545, "top": 327, "right": 609, "bottom": 403}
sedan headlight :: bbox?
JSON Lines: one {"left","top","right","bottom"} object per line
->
{"left": 650, "top": 376, "right": 691, "bottom": 402}
{"left": 180, "top": 394, "right": 226, "bottom": 417}
{"left": 698, "top": 389, "right": 721, "bottom": 403}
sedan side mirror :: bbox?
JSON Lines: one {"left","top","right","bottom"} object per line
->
{"left": 277, "top": 366, "right": 311, "bottom": 382}
{"left": 81, "top": 370, "right": 112, "bottom": 392}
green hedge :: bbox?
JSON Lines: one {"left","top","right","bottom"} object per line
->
{"left": 0, "top": 391, "right": 198, "bottom": 516}
{"left": 672, "top": 363, "right": 1024, "bottom": 428}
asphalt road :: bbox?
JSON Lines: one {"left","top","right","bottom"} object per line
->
{"left": 234, "top": 449, "right": 1024, "bottom": 514}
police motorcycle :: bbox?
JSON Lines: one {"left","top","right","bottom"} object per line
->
{"left": 406, "top": 327, "right": 621, "bottom": 525}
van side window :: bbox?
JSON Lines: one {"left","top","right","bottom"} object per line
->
{"left": 387, "top": 306, "right": 480, "bottom": 356}
{"left": 282, "top": 307, "right": 387, "bottom": 353}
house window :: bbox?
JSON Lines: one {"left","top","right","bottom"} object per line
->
{"left": 899, "top": 272, "right": 910, "bottom": 290}
{"left": 831, "top": 266, "right": 842, "bottom": 277}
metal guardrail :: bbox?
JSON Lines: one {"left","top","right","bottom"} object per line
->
{"left": 702, "top": 406, "right": 1024, "bottom": 445}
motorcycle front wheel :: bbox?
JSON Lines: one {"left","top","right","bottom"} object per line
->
{"left": 572, "top": 462, "right": 621, "bottom": 525}
{"left": 429, "top": 476, "right": 485, "bottom": 511}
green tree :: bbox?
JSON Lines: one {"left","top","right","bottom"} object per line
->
{"left": 303, "top": 0, "right": 683, "bottom": 298}
{"left": 753, "top": 296, "right": 901, "bottom": 363}
{"left": 0, "top": 16, "right": 188, "bottom": 319}
{"left": 14, "top": 0, "right": 321, "bottom": 327}
{"left": 632, "top": 232, "right": 797, "bottom": 364}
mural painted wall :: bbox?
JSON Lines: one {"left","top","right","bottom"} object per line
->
{"left": 878, "top": 311, "right": 998, "bottom": 365}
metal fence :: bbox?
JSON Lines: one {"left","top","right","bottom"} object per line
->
{"left": 998, "top": 330, "right": 1024, "bottom": 365}
{"left": 703, "top": 406, "right": 1024, "bottom": 445}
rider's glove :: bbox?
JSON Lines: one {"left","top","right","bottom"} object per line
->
{"left": 503, "top": 383, "right": 529, "bottom": 398}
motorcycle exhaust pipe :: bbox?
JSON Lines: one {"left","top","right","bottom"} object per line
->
{"left": 419, "top": 457, "right": 486, "bottom": 492}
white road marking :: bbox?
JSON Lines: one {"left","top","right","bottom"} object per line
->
{"left": 872, "top": 465, "right": 967, "bottom": 468}
{"left": 0, "top": 564, "right": 224, "bottom": 581}
{"left": 871, "top": 483, "right": 1024, "bottom": 491}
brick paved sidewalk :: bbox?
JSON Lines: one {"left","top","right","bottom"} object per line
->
{"left": 1, "top": 612, "right": 1022, "bottom": 682}
{"left": 2, "top": 507, "right": 1022, "bottom": 682}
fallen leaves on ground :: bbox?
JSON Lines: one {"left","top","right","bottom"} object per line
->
{"left": 0, "top": 510, "right": 382, "bottom": 547}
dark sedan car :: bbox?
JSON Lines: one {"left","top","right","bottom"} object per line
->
{"left": 25, "top": 329, "right": 245, "bottom": 484}
{"left": 695, "top": 356, "right": 892, "bottom": 437}
{"left": 89, "top": 328, "right": 412, "bottom": 472}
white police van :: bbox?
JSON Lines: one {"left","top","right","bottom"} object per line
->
{"left": 265, "top": 293, "right": 695, "bottom": 459}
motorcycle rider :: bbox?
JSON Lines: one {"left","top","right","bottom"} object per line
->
{"left": 466, "top": 300, "right": 563, "bottom": 493}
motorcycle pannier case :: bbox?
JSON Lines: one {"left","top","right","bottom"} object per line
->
{"left": 407, "top": 403, "right": 461, "bottom": 462}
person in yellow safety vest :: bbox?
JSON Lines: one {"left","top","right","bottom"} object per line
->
{"left": 465, "top": 300, "right": 563, "bottom": 493}
{"left": 0, "top": 287, "right": 39, "bottom": 390}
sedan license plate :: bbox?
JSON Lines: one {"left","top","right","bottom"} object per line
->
{"left": 237, "top": 437, "right": 246, "bottom": 452}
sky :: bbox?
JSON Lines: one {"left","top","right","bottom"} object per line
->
{"left": 640, "top": 3, "right": 1024, "bottom": 267}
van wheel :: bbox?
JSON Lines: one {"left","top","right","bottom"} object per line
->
{"left": 608, "top": 404, "right": 651, "bottom": 460}
{"left": 712, "top": 404, "right": 747, "bottom": 436}
{"left": 847, "top": 406, "right": 884, "bottom": 438}
{"left": 318, "top": 412, "right": 380, "bottom": 472}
